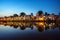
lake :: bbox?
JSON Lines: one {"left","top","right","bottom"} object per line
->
{"left": 0, "top": 22, "right": 60, "bottom": 40}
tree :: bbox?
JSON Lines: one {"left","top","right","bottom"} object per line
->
{"left": 20, "top": 26, "right": 25, "bottom": 30}
{"left": 13, "top": 14, "right": 18, "bottom": 17}
{"left": 31, "top": 13, "right": 33, "bottom": 16}
{"left": 51, "top": 13, "right": 55, "bottom": 15}
{"left": 58, "top": 12, "right": 60, "bottom": 16}
{"left": 45, "top": 12, "right": 50, "bottom": 16}
{"left": 37, "top": 10, "right": 43, "bottom": 16}
{"left": 20, "top": 12, "right": 26, "bottom": 16}
{"left": 45, "top": 12, "right": 48, "bottom": 16}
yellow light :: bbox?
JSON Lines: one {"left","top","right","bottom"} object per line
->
{"left": 39, "top": 17, "right": 44, "bottom": 21}
{"left": 39, "top": 22, "right": 44, "bottom": 25}
{"left": 36, "top": 22, "right": 45, "bottom": 26}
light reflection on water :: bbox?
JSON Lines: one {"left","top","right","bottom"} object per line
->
{"left": 0, "top": 22, "right": 60, "bottom": 40}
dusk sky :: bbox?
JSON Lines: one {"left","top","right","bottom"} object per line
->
{"left": 0, "top": 0, "right": 60, "bottom": 17}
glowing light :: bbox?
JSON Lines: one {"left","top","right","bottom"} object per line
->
{"left": 36, "top": 22, "right": 45, "bottom": 26}
{"left": 39, "top": 22, "right": 44, "bottom": 26}
{"left": 39, "top": 17, "right": 44, "bottom": 21}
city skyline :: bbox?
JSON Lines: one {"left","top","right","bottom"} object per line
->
{"left": 0, "top": 0, "right": 60, "bottom": 17}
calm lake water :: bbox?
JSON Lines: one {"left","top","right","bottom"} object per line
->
{"left": 0, "top": 22, "right": 60, "bottom": 40}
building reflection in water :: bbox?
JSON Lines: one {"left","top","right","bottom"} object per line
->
{"left": 0, "top": 22, "right": 60, "bottom": 32}
{"left": 35, "top": 22, "right": 56, "bottom": 32}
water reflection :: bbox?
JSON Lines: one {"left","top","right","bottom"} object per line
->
{"left": 0, "top": 22, "right": 60, "bottom": 32}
